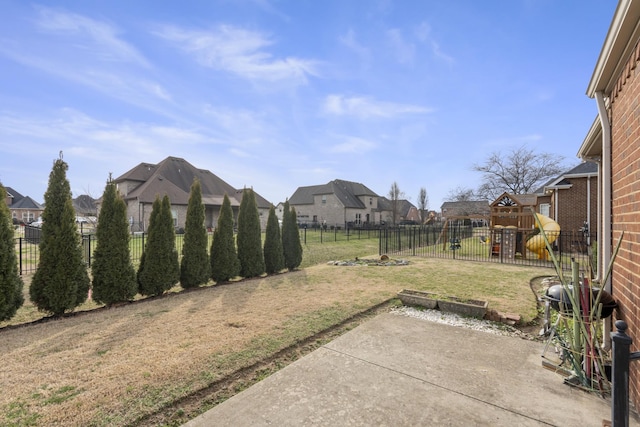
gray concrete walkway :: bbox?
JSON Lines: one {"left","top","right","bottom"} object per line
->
{"left": 184, "top": 313, "right": 634, "bottom": 426}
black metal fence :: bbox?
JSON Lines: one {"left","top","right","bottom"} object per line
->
{"left": 378, "top": 225, "right": 596, "bottom": 271}
{"left": 15, "top": 224, "right": 591, "bottom": 275}
{"left": 298, "top": 226, "right": 382, "bottom": 244}
{"left": 13, "top": 232, "right": 199, "bottom": 276}
{"left": 13, "top": 225, "right": 382, "bottom": 275}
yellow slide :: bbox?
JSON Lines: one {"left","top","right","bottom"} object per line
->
{"left": 526, "top": 213, "right": 560, "bottom": 260}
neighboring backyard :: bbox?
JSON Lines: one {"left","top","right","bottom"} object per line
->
{"left": 1, "top": 239, "right": 552, "bottom": 426}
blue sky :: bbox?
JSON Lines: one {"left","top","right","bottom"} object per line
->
{"left": 0, "top": 1, "right": 617, "bottom": 209}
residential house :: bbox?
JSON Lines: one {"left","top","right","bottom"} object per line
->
{"left": 377, "top": 197, "right": 420, "bottom": 225}
{"left": 541, "top": 161, "right": 598, "bottom": 236}
{"left": 577, "top": 0, "right": 640, "bottom": 410}
{"left": 441, "top": 200, "right": 490, "bottom": 226}
{"left": 4, "top": 186, "right": 43, "bottom": 224}
{"left": 73, "top": 194, "right": 98, "bottom": 218}
{"left": 288, "top": 179, "right": 396, "bottom": 228}
{"left": 72, "top": 194, "right": 98, "bottom": 232}
{"left": 112, "top": 156, "right": 271, "bottom": 231}
{"left": 400, "top": 200, "right": 421, "bottom": 223}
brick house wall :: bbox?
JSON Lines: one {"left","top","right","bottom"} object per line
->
{"left": 609, "top": 37, "right": 640, "bottom": 410}
{"left": 554, "top": 176, "right": 599, "bottom": 233}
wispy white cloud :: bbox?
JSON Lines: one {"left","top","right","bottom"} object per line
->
{"left": 248, "top": 0, "right": 291, "bottom": 22}
{"left": 153, "top": 24, "right": 319, "bottom": 84}
{"left": 327, "top": 135, "right": 378, "bottom": 153}
{"left": 386, "top": 28, "right": 415, "bottom": 64}
{"left": 202, "top": 104, "right": 277, "bottom": 147}
{"left": 229, "top": 147, "right": 251, "bottom": 158}
{"left": 0, "top": 109, "right": 213, "bottom": 161}
{"left": 34, "top": 5, "right": 150, "bottom": 67}
{"left": 414, "top": 22, "right": 455, "bottom": 64}
{"left": 0, "top": 7, "right": 174, "bottom": 114}
{"left": 323, "top": 94, "right": 433, "bottom": 118}
{"left": 339, "top": 29, "right": 370, "bottom": 61}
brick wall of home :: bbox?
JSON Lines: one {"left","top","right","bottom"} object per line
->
{"left": 555, "top": 177, "right": 598, "bottom": 233}
{"left": 610, "top": 38, "right": 640, "bottom": 410}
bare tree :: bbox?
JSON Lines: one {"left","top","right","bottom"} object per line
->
{"left": 387, "top": 181, "right": 405, "bottom": 226}
{"left": 417, "top": 187, "right": 429, "bottom": 223}
{"left": 473, "top": 145, "right": 566, "bottom": 200}
{"left": 445, "top": 186, "right": 477, "bottom": 202}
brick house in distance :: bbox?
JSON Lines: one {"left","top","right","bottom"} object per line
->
{"left": 112, "top": 157, "right": 272, "bottom": 231}
{"left": 577, "top": 0, "right": 640, "bottom": 410}
{"left": 542, "top": 161, "right": 598, "bottom": 236}
{"left": 4, "top": 186, "right": 43, "bottom": 224}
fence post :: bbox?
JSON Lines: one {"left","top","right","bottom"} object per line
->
{"left": 19, "top": 237, "right": 23, "bottom": 275}
{"left": 611, "top": 320, "right": 633, "bottom": 427}
{"left": 412, "top": 227, "right": 416, "bottom": 256}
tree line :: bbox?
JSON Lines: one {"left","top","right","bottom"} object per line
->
{"left": 0, "top": 155, "right": 303, "bottom": 321}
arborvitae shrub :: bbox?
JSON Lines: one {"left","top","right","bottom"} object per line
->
{"left": 282, "top": 201, "right": 303, "bottom": 271}
{"left": 0, "top": 184, "right": 24, "bottom": 321}
{"left": 263, "top": 206, "right": 284, "bottom": 274}
{"left": 180, "top": 179, "right": 211, "bottom": 288}
{"left": 236, "top": 188, "right": 265, "bottom": 278}
{"left": 137, "top": 195, "right": 179, "bottom": 296}
{"left": 30, "top": 156, "right": 90, "bottom": 316}
{"left": 91, "top": 178, "right": 137, "bottom": 305}
{"left": 210, "top": 194, "right": 239, "bottom": 283}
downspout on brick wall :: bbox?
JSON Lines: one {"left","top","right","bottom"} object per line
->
{"left": 596, "top": 90, "right": 612, "bottom": 349}
{"left": 586, "top": 175, "right": 591, "bottom": 247}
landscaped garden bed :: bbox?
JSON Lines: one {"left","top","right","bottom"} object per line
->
{"left": 328, "top": 256, "right": 409, "bottom": 266}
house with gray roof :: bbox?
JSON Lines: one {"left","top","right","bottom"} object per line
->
{"left": 4, "top": 186, "right": 43, "bottom": 224}
{"left": 287, "top": 179, "right": 416, "bottom": 227}
{"left": 112, "top": 156, "right": 272, "bottom": 231}
{"left": 73, "top": 195, "right": 98, "bottom": 217}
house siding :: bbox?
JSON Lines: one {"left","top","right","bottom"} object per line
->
{"left": 610, "top": 37, "right": 640, "bottom": 410}
{"left": 295, "top": 193, "right": 346, "bottom": 226}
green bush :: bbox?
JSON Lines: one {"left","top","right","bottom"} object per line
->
{"left": 30, "top": 157, "right": 90, "bottom": 316}
{"left": 180, "top": 179, "right": 211, "bottom": 288}
{"left": 0, "top": 183, "right": 24, "bottom": 321}
{"left": 236, "top": 189, "right": 265, "bottom": 278}
{"left": 210, "top": 194, "right": 239, "bottom": 283}
{"left": 263, "top": 206, "right": 285, "bottom": 274}
{"left": 137, "top": 195, "right": 179, "bottom": 296}
{"left": 282, "top": 201, "right": 303, "bottom": 271}
{"left": 91, "top": 178, "right": 137, "bottom": 305}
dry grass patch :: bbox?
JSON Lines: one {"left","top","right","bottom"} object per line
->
{"left": 0, "top": 256, "right": 550, "bottom": 426}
